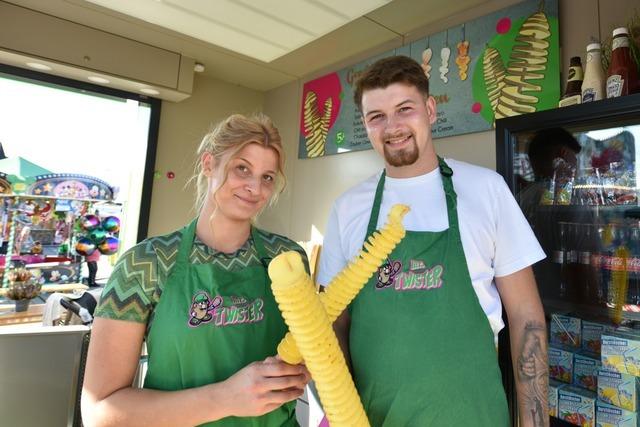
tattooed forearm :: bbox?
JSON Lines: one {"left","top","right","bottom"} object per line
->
{"left": 517, "top": 321, "right": 548, "bottom": 427}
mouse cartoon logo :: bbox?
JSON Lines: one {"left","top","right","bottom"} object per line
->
{"left": 376, "top": 259, "right": 402, "bottom": 289}
{"left": 188, "top": 292, "right": 222, "bottom": 327}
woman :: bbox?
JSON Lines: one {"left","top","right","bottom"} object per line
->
{"left": 82, "top": 114, "right": 310, "bottom": 426}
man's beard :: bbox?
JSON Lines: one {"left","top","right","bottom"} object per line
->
{"left": 383, "top": 136, "right": 419, "bottom": 167}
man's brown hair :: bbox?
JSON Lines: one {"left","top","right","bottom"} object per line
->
{"left": 353, "top": 55, "right": 430, "bottom": 110}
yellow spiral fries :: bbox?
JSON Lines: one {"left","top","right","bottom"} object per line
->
{"left": 269, "top": 252, "right": 370, "bottom": 427}
{"left": 276, "top": 204, "right": 409, "bottom": 364}
{"left": 304, "top": 91, "right": 332, "bottom": 158}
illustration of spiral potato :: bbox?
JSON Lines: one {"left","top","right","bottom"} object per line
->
{"left": 304, "top": 91, "right": 332, "bottom": 158}
{"left": 456, "top": 40, "right": 471, "bottom": 80}
{"left": 277, "top": 204, "right": 409, "bottom": 364}
{"left": 421, "top": 48, "right": 432, "bottom": 79}
{"left": 270, "top": 251, "right": 370, "bottom": 427}
{"left": 496, "top": 12, "right": 550, "bottom": 119}
{"left": 483, "top": 47, "right": 506, "bottom": 113}
{"left": 483, "top": 11, "right": 551, "bottom": 123}
{"left": 439, "top": 47, "right": 451, "bottom": 83}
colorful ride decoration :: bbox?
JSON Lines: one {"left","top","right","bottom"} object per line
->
{"left": 0, "top": 160, "right": 121, "bottom": 288}
{"left": 74, "top": 215, "right": 120, "bottom": 256}
{"left": 27, "top": 173, "right": 116, "bottom": 200}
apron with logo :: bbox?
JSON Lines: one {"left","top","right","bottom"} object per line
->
{"left": 144, "top": 219, "right": 296, "bottom": 426}
{"left": 350, "top": 159, "right": 509, "bottom": 426}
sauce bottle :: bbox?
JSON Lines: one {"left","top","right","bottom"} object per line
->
{"left": 581, "top": 43, "right": 605, "bottom": 102}
{"left": 606, "top": 27, "right": 639, "bottom": 97}
{"left": 559, "top": 56, "right": 583, "bottom": 106}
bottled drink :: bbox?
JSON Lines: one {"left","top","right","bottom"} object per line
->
{"left": 606, "top": 27, "right": 639, "bottom": 97}
{"left": 628, "top": 224, "right": 640, "bottom": 306}
{"left": 592, "top": 222, "right": 607, "bottom": 304}
{"left": 581, "top": 43, "right": 605, "bottom": 102}
{"left": 560, "top": 56, "right": 584, "bottom": 107}
{"left": 579, "top": 223, "right": 594, "bottom": 302}
{"left": 604, "top": 223, "right": 616, "bottom": 307}
{"left": 567, "top": 222, "right": 581, "bottom": 301}
{"left": 555, "top": 222, "right": 569, "bottom": 298}
{"left": 606, "top": 223, "right": 630, "bottom": 308}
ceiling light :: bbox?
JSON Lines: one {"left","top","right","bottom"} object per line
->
{"left": 87, "top": 76, "right": 110, "bottom": 84}
{"left": 140, "top": 88, "right": 160, "bottom": 95}
{"left": 194, "top": 62, "right": 205, "bottom": 73}
{"left": 26, "top": 62, "right": 52, "bottom": 71}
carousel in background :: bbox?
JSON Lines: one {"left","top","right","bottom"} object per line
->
{"left": 0, "top": 155, "right": 122, "bottom": 309}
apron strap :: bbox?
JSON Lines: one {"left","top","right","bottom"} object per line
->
{"left": 175, "top": 218, "right": 198, "bottom": 269}
{"left": 439, "top": 157, "right": 459, "bottom": 234}
{"left": 366, "top": 170, "right": 386, "bottom": 237}
{"left": 250, "top": 226, "right": 271, "bottom": 268}
{"left": 365, "top": 157, "right": 459, "bottom": 236}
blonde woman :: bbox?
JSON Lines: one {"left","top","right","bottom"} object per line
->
{"left": 82, "top": 114, "right": 310, "bottom": 427}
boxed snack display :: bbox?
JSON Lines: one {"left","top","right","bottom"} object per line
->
{"left": 551, "top": 314, "right": 582, "bottom": 349}
{"left": 558, "top": 385, "right": 596, "bottom": 427}
{"left": 597, "top": 368, "right": 640, "bottom": 412}
{"left": 596, "top": 401, "right": 637, "bottom": 427}
{"left": 550, "top": 379, "right": 565, "bottom": 417}
{"left": 582, "top": 321, "right": 610, "bottom": 354}
{"left": 602, "top": 332, "right": 640, "bottom": 376}
{"left": 550, "top": 345, "right": 575, "bottom": 383}
{"left": 574, "top": 352, "right": 602, "bottom": 392}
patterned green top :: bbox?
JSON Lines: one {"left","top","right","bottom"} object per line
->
{"left": 95, "top": 226, "right": 308, "bottom": 334}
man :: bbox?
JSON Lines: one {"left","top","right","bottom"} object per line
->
{"left": 316, "top": 56, "right": 548, "bottom": 427}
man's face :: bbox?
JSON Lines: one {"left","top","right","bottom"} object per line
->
{"left": 361, "top": 83, "right": 437, "bottom": 177}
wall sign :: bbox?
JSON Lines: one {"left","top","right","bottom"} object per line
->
{"left": 298, "top": 0, "right": 559, "bottom": 159}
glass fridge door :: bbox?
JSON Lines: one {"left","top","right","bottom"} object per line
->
{"left": 513, "top": 124, "right": 639, "bottom": 320}
{"left": 512, "top": 123, "right": 640, "bottom": 427}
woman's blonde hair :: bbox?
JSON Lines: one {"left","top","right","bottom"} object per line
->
{"left": 191, "top": 113, "right": 286, "bottom": 213}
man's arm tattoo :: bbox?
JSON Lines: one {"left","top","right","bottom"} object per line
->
{"left": 517, "top": 321, "right": 548, "bottom": 427}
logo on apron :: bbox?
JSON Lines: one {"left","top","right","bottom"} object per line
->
{"left": 188, "top": 292, "right": 223, "bottom": 327}
{"left": 376, "top": 259, "right": 402, "bottom": 289}
{"left": 377, "top": 259, "right": 445, "bottom": 291}
{"left": 188, "top": 292, "right": 265, "bottom": 328}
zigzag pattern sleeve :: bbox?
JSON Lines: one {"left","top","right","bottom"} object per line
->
{"left": 94, "top": 239, "right": 160, "bottom": 324}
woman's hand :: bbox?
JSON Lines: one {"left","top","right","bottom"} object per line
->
{"left": 220, "top": 356, "right": 311, "bottom": 417}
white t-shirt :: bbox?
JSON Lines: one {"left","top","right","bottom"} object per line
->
{"left": 316, "top": 158, "right": 546, "bottom": 338}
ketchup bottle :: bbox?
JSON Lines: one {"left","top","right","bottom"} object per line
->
{"left": 606, "top": 27, "right": 639, "bottom": 97}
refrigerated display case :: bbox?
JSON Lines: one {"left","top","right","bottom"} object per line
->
{"left": 496, "top": 93, "right": 640, "bottom": 427}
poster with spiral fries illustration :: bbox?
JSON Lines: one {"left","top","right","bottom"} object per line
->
{"left": 299, "top": 72, "right": 342, "bottom": 159}
{"left": 298, "top": 0, "right": 558, "bottom": 159}
{"left": 472, "top": 2, "right": 560, "bottom": 126}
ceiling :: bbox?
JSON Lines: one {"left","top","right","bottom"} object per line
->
{"left": 82, "top": 0, "right": 393, "bottom": 63}
{"left": 5, "top": 0, "right": 491, "bottom": 92}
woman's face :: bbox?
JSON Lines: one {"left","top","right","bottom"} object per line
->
{"left": 210, "top": 143, "right": 279, "bottom": 222}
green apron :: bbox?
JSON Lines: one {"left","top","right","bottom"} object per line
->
{"left": 350, "top": 158, "right": 509, "bottom": 426}
{"left": 144, "top": 219, "right": 296, "bottom": 427}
